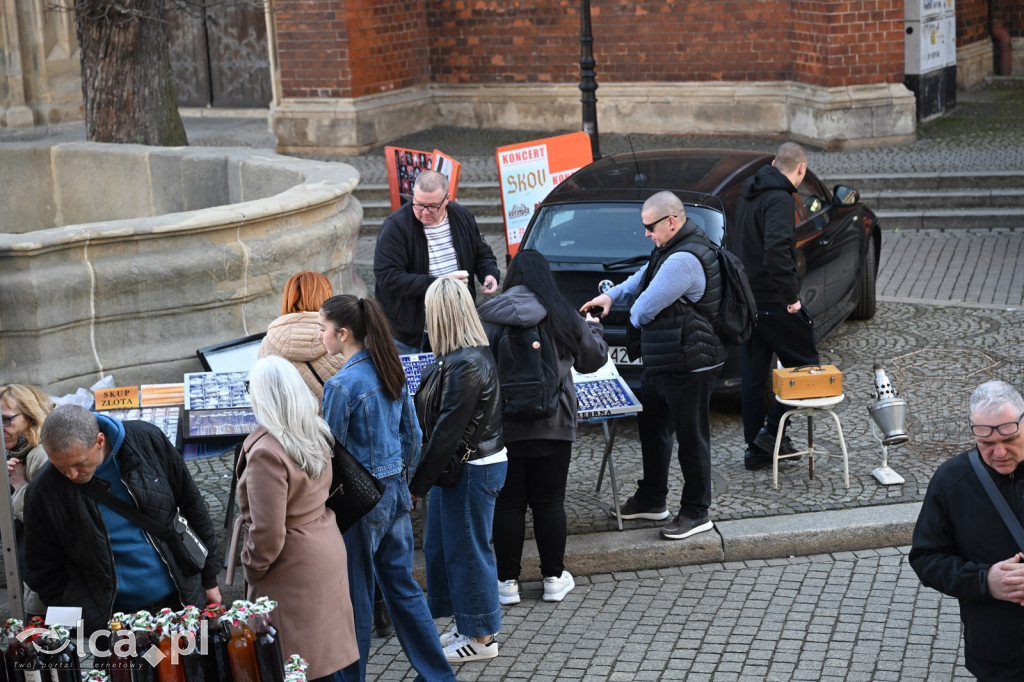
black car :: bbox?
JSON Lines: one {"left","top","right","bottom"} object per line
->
{"left": 518, "top": 149, "right": 880, "bottom": 392}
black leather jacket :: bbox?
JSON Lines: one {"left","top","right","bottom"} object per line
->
{"left": 24, "top": 421, "right": 221, "bottom": 634}
{"left": 410, "top": 346, "right": 504, "bottom": 496}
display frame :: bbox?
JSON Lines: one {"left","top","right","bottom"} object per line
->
{"left": 196, "top": 333, "right": 267, "bottom": 373}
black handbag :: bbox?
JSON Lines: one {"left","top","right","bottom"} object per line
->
{"left": 325, "top": 436, "right": 385, "bottom": 534}
{"left": 83, "top": 481, "right": 208, "bottom": 575}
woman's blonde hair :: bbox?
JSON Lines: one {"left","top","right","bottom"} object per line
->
{"left": 1, "top": 384, "right": 54, "bottom": 447}
{"left": 247, "top": 356, "right": 332, "bottom": 477}
{"left": 424, "top": 277, "right": 488, "bottom": 356}
{"left": 281, "top": 271, "right": 334, "bottom": 315}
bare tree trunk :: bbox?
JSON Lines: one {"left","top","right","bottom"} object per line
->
{"left": 75, "top": 0, "right": 188, "bottom": 145}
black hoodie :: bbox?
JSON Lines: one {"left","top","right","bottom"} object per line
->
{"left": 734, "top": 164, "right": 801, "bottom": 305}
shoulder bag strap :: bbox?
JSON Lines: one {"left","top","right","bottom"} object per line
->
{"left": 82, "top": 480, "right": 175, "bottom": 542}
{"left": 968, "top": 448, "right": 1024, "bottom": 553}
{"left": 305, "top": 361, "right": 325, "bottom": 386}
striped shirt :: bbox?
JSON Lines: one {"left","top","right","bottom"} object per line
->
{"left": 424, "top": 216, "right": 460, "bottom": 277}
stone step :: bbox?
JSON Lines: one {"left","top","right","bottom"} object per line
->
{"left": 829, "top": 171, "right": 1024, "bottom": 191}
{"left": 874, "top": 207, "right": 1024, "bottom": 230}
{"left": 861, "top": 188, "right": 1024, "bottom": 210}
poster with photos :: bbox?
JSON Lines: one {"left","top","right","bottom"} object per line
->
{"left": 384, "top": 146, "right": 462, "bottom": 211}
{"left": 183, "top": 371, "right": 251, "bottom": 411}
{"left": 186, "top": 408, "right": 258, "bottom": 440}
{"left": 95, "top": 406, "right": 183, "bottom": 449}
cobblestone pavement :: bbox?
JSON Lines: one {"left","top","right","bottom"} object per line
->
{"left": 363, "top": 547, "right": 972, "bottom": 681}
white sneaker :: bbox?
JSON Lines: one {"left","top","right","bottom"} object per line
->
{"left": 542, "top": 570, "right": 575, "bottom": 602}
{"left": 497, "top": 579, "right": 520, "bottom": 605}
{"left": 439, "top": 625, "right": 460, "bottom": 648}
{"left": 443, "top": 633, "right": 499, "bottom": 662}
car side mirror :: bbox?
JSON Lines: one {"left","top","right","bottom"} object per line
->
{"left": 833, "top": 185, "right": 859, "bottom": 206}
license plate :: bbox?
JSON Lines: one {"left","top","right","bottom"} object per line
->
{"left": 609, "top": 346, "right": 642, "bottom": 366}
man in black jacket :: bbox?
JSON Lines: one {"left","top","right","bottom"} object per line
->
{"left": 735, "top": 142, "right": 820, "bottom": 471}
{"left": 910, "top": 380, "right": 1024, "bottom": 679}
{"left": 25, "top": 405, "right": 221, "bottom": 634}
{"left": 582, "top": 191, "right": 725, "bottom": 540}
{"left": 374, "top": 170, "right": 500, "bottom": 351}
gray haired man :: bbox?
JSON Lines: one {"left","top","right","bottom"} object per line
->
{"left": 910, "top": 380, "right": 1024, "bottom": 679}
{"left": 25, "top": 404, "right": 221, "bottom": 634}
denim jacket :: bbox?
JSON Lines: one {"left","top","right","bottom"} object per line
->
{"left": 322, "top": 349, "right": 422, "bottom": 480}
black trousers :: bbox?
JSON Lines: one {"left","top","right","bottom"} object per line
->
{"left": 740, "top": 302, "right": 820, "bottom": 445}
{"left": 492, "top": 441, "right": 572, "bottom": 580}
{"left": 635, "top": 367, "right": 720, "bottom": 519}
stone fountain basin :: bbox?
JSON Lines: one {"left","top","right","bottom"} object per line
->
{"left": 0, "top": 142, "right": 364, "bottom": 393}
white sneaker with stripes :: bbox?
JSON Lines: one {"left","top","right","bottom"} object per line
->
{"left": 439, "top": 625, "right": 460, "bottom": 648}
{"left": 442, "top": 633, "right": 499, "bottom": 662}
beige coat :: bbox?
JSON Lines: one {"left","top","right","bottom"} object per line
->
{"left": 238, "top": 426, "right": 358, "bottom": 678}
{"left": 259, "top": 312, "right": 345, "bottom": 402}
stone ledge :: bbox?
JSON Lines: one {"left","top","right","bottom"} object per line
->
{"left": 0, "top": 143, "right": 364, "bottom": 392}
{"left": 271, "top": 80, "right": 917, "bottom": 153}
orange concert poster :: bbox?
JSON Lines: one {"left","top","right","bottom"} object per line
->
{"left": 496, "top": 132, "right": 594, "bottom": 258}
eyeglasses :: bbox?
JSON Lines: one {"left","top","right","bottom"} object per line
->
{"left": 2, "top": 414, "right": 22, "bottom": 427}
{"left": 642, "top": 214, "right": 676, "bottom": 232}
{"left": 970, "top": 411, "right": 1024, "bottom": 438}
{"left": 411, "top": 194, "right": 448, "bottom": 213}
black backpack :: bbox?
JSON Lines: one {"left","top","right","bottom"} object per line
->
{"left": 686, "top": 236, "right": 757, "bottom": 346}
{"left": 492, "top": 321, "right": 563, "bottom": 420}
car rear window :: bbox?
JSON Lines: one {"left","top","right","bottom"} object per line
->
{"left": 524, "top": 202, "right": 725, "bottom": 260}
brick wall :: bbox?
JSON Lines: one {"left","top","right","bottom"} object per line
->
{"left": 791, "top": 1, "right": 905, "bottom": 86}
{"left": 275, "top": 0, "right": 429, "bottom": 98}
{"left": 425, "top": 0, "right": 902, "bottom": 87}
{"left": 1001, "top": 1, "right": 1024, "bottom": 37}
{"left": 957, "top": 0, "right": 989, "bottom": 44}
{"left": 275, "top": 0, "right": 919, "bottom": 100}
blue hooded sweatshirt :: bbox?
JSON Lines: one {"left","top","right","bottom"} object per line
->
{"left": 93, "top": 414, "right": 177, "bottom": 610}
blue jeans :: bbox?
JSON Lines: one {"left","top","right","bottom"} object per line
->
{"left": 424, "top": 460, "right": 507, "bottom": 638}
{"left": 340, "top": 474, "right": 456, "bottom": 682}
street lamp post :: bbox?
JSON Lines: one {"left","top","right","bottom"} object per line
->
{"left": 579, "top": 0, "right": 600, "bottom": 160}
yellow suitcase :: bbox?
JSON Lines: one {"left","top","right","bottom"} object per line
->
{"left": 772, "top": 365, "right": 843, "bottom": 399}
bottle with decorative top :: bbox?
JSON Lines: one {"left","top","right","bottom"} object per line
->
{"left": 131, "top": 612, "right": 159, "bottom": 682}
{"left": 200, "top": 605, "right": 232, "bottom": 682}
{"left": 40, "top": 625, "right": 80, "bottom": 682}
{"left": 83, "top": 671, "right": 112, "bottom": 682}
{"left": 15, "top": 640, "right": 42, "bottom": 682}
{"left": 222, "top": 607, "right": 260, "bottom": 682}
{"left": 3, "top": 618, "right": 25, "bottom": 682}
{"left": 106, "top": 616, "right": 134, "bottom": 682}
{"left": 174, "top": 607, "right": 204, "bottom": 682}
{"left": 249, "top": 599, "right": 283, "bottom": 682}
{"left": 283, "top": 655, "right": 308, "bottom": 680}
{"left": 153, "top": 614, "right": 185, "bottom": 682}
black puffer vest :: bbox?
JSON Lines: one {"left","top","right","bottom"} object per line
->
{"left": 626, "top": 219, "right": 727, "bottom": 374}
